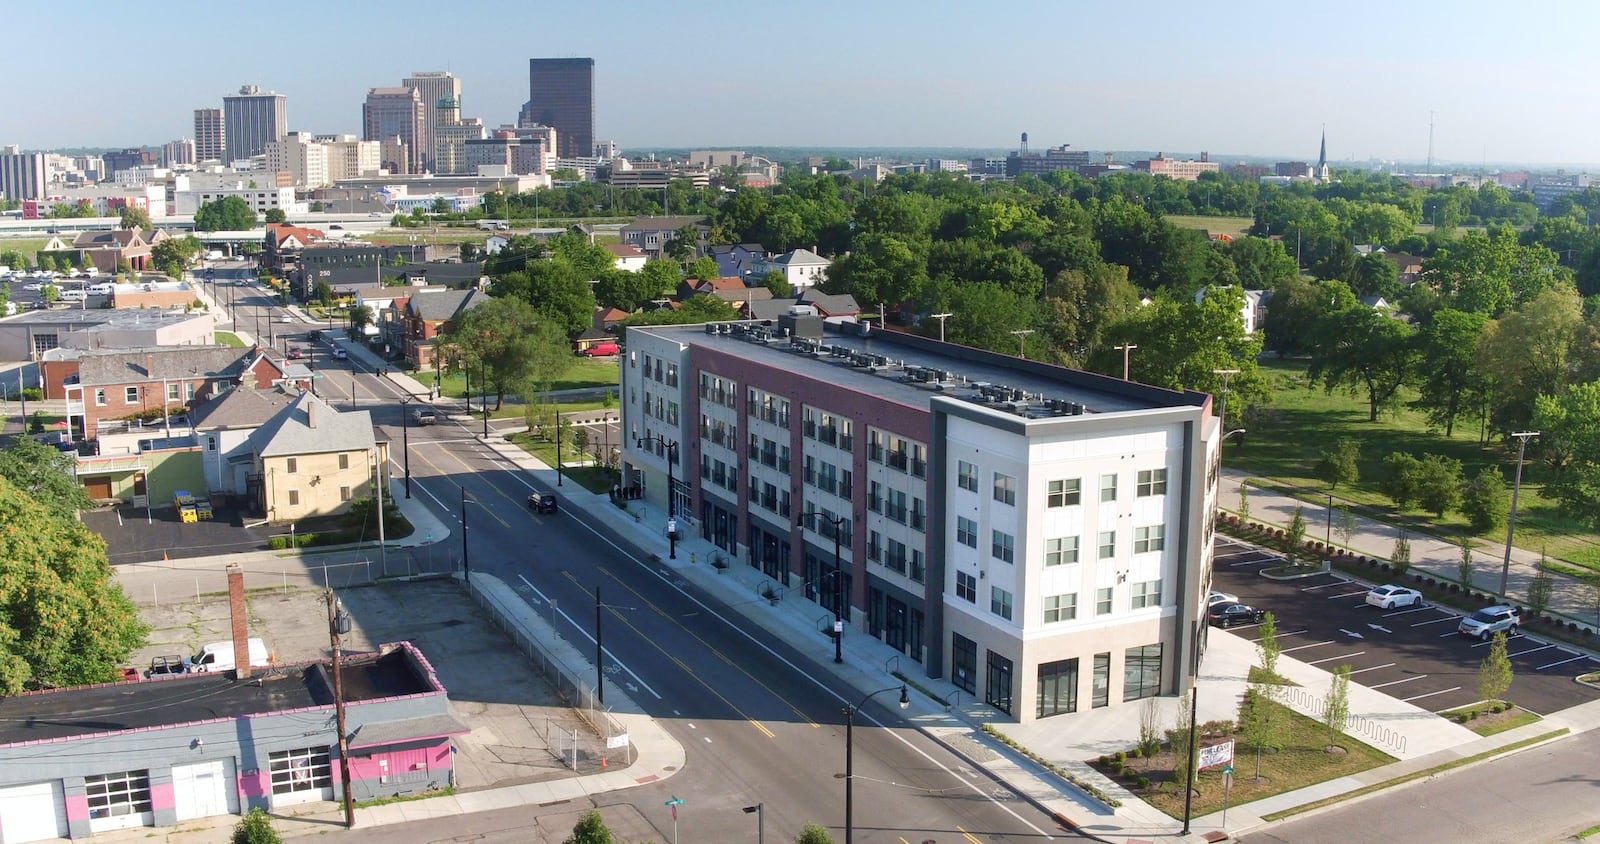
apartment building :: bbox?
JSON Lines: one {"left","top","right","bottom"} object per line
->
{"left": 193, "top": 108, "right": 225, "bottom": 161}
{"left": 620, "top": 318, "right": 1219, "bottom": 723}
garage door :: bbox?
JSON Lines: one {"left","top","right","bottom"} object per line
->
{"left": 173, "top": 759, "right": 239, "bottom": 822}
{"left": 0, "top": 780, "right": 68, "bottom": 844}
{"left": 83, "top": 476, "right": 112, "bottom": 500}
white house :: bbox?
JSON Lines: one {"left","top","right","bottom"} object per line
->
{"left": 485, "top": 235, "right": 510, "bottom": 255}
{"left": 604, "top": 242, "right": 648, "bottom": 272}
{"left": 747, "top": 248, "right": 831, "bottom": 290}
{"left": 1194, "top": 286, "right": 1267, "bottom": 335}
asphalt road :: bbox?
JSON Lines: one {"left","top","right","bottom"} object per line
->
{"left": 1213, "top": 538, "right": 1600, "bottom": 716}
{"left": 1241, "top": 726, "right": 1600, "bottom": 844}
{"left": 307, "top": 354, "right": 1069, "bottom": 842}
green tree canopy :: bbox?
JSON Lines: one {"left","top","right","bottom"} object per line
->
{"left": 117, "top": 205, "right": 153, "bottom": 231}
{"left": 1478, "top": 287, "right": 1588, "bottom": 435}
{"left": 263, "top": 208, "right": 287, "bottom": 224}
{"left": 440, "top": 297, "right": 568, "bottom": 410}
{"left": 194, "top": 196, "right": 258, "bottom": 232}
{"left": 1310, "top": 307, "right": 1417, "bottom": 421}
{"left": 1533, "top": 381, "right": 1600, "bottom": 526}
{"left": 1411, "top": 309, "right": 1490, "bottom": 437}
{"left": 1100, "top": 286, "right": 1267, "bottom": 414}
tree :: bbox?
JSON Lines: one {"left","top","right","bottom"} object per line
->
{"left": 1336, "top": 506, "right": 1357, "bottom": 548}
{"left": 1286, "top": 506, "right": 1307, "bottom": 565}
{"left": 1528, "top": 556, "right": 1555, "bottom": 619}
{"left": 688, "top": 255, "right": 720, "bottom": 281}
{"left": 1457, "top": 539, "right": 1476, "bottom": 589}
{"left": 1237, "top": 686, "right": 1281, "bottom": 780}
{"left": 665, "top": 225, "right": 699, "bottom": 262}
{"left": 760, "top": 270, "right": 794, "bottom": 299}
{"left": 1038, "top": 262, "right": 1141, "bottom": 366}
{"left": 1237, "top": 482, "right": 1250, "bottom": 524}
{"left": 348, "top": 303, "right": 373, "bottom": 336}
{"left": 231, "top": 808, "right": 282, "bottom": 844}
{"left": 1315, "top": 438, "right": 1360, "bottom": 489}
{"left": 263, "top": 208, "right": 287, "bottom": 224}
{"left": 1323, "top": 665, "right": 1352, "bottom": 747}
{"left": 309, "top": 201, "right": 325, "bottom": 213}
{"left": 1425, "top": 228, "right": 1569, "bottom": 317}
{"left": 823, "top": 233, "right": 929, "bottom": 309}
{"left": 1477, "top": 631, "right": 1513, "bottom": 703}
{"left": 1098, "top": 287, "right": 1266, "bottom": 412}
{"left": 1416, "top": 454, "right": 1465, "bottom": 518}
{"left": 0, "top": 437, "right": 93, "bottom": 519}
{"left": 194, "top": 196, "right": 258, "bottom": 231}
{"left": 1228, "top": 236, "right": 1298, "bottom": 290}
{"left": 0, "top": 475, "right": 147, "bottom": 693}
{"left": 1411, "top": 309, "right": 1489, "bottom": 437}
{"left": 1461, "top": 467, "right": 1511, "bottom": 533}
{"left": 441, "top": 297, "right": 565, "bottom": 410}
{"left": 151, "top": 237, "right": 201, "bottom": 279}
{"left": 431, "top": 198, "right": 451, "bottom": 215}
{"left": 1309, "top": 306, "right": 1417, "bottom": 422}
{"left": 565, "top": 810, "right": 614, "bottom": 844}
{"left": 1256, "top": 611, "right": 1281, "bottom": 681}
{"left": 314, "top": 281, "right": 334, "bottom": 306}
{"left": 1167, "top": 691, "right": 1198, "bottom": 793}
{"left": 1391, "top": 531, "right": 1412, "bottom": 575}
{"left": 1478, "top": 287, "right": 1586, "bottom": 435}
{"left": 796, "top": 823, "right": 836, "bottom": 844}
{"left": 117, "top": 205, "right": 152, "bottom": 231}
{"left": 0, "top": 249, "right": 26, "bottom": 271}
{"left": 1380, "top": 452, "right": 1423, "bottom": 509}
{"left": 40, "top": 284, "right": 59, "bottom": 304}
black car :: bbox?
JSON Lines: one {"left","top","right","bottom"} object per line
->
{"left": 1208, "top": 602, "right": 1267, "bottom": 627}
{"left": 528, "top": 492, "right": 557, "bottom": 514}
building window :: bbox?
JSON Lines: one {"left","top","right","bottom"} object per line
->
{"left": 270, "top": 747, "right": 333, "bottom": 795}
{"left": 1100, "top": 473, "right": 1118, "bottom": 502}
{"left": 95, "top": 388, "right": 106, "bottom": 406}
{"left": 1093, "top": 653, "right": 1111, "bottom": 708}
{"left": 985, "top": 650, "right": 1014, "bottom": 715}
{"left": 1131, "top": 580, "right": 1162, "bottom": 609}
{"left": 166, "top": 383, "right": 180, "bottom": 401}
{"left": 867, "top": 530, "right": 882, "bottom": 562}
{"left": 1043, "top": 593, "right": 1077, "bottom": 623}
{"left": 1037, "top": 658, "right": 1079, "bottom": 718}
{"left": 125, "top": 386, "right": 139, "bottom": 404}
{"left": 868, "top": 480, "right": 882, "bottom": 513}
{"left": 952, "top": 634, "right": 977, "bottom": 694}
{"left": 955, "top": 571, "right": 977, "bottom": 603}
{"left": 1098, "top": 530, "right": 1116, "bottom": 559}
{"left": 1134, "top": 524, "right": 1166, "bottom": 554}
{"left": 207, "top": 436, "right": 216, "bottom": 452}
{"left": 1048, "top": 531, "right": 1081, "bottom": 564}
{"left": 956, "top": 516, "right": 977, "bottom": 548}
{"left": 338, "top": 453, "right": 349, "bottom": 470}
{"left": 340, "top": 486, "right": 352, "bottom": 501}
{"left": 1096, "top": 587, "right": 1114, "bottom": 615}
{"left": 886, "top": 538, "right": 907, "bottom": 574}
{"left": 288, "top": 490, "right": 300, "bottom": 506}
{"left": 1047, "top": 478, "right": 1081, "bottom": 507}
{"left": 991, "top": 530, "right": 1015, "bottom": 564}
{"left": 286, "top": 457, "right": 298, "bottom": 474}
{"left": 910, "top": 549, "right": 925, "bottom": 583}
{"left": 85, "top": 769, "right": 153, "bottom": 821}
{"left": 1123, "top": 643, "right": 1163, "bottom": 702}
{"left": 886, "top": 489, "right": 908, "bottom": 523}
{"left": 992, "top": 472, "right": 1016, "bottom": 505}
{"left": 958, "top": 460, "right": 978, "bottom": 492}
{"left": 1137, "top": 468, "right": 1168, "bottom": 497}
{"left": 990, "top": 586, "right": 1013, "bottom": 620}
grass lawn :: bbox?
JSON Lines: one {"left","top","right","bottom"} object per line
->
{"left": 1167, "top": 214, "right": 1253, "bottom": 239}
{"left": 214, "top": 331, "right": 245, "bottom": 348}
{"left": 1094, "top": 696, "right": 1395, "bottom": 820}
{"left": 1238, "top": 357, "right": 1600, "bottom": 571}
{"left": 412, "top": 358, "right": 619, "bottom": 399}
{"left": 506, "top": 433, "right": 615, "bottom": 494}
{"left": 0, "top": 237, "right": 51, "bottom": 265}
{"left": 1440, "top": 702, "right": 1542, "bottom": 737}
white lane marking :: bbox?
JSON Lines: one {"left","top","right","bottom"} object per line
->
{"left": 1471, "top": 633, "right": 1525, "bottom": 648}
{"left": 1348, "top": 663, "right": 1396, "bottom": 675}
{"left": 1261, "top": 629, "right": 1310, "bottom": 639}
{"left": 1369, "top": 675, "right": 1428, "bottom": 689}
{"left": 1401, "top": 687, "right": 1462, "bottom": 703}
{"left": 1511, "top": 644, "right": 1557, "bottom": 659}
{"left": 1411, "top": 617, "right": 1458, "bottom": 627}
{"left": 1382, "top": 606, "right": 1433, "bottom": 618}
{"left": 1299, "top": 581, "right": 1349, "bottom": 591}
{"left": 1282, "top": 640, "right": 1337, "bottom": 653}
{"left": 1328, "top": 589, "right": 1371, "bottom": 599}
{"left": 518, "top": 574, "right": 663, "bottom": 700}
{"left": 1537, "top": 655, "right": 1592, "bottom": 671}
{"left": 1307, "top": 651, "right": 1365, "bottom": 665}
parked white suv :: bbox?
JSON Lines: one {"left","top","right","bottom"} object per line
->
{"left": 1458, "top": 605, "right": 1521, "bottom": 640}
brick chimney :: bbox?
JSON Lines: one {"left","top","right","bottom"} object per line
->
{"left": 226, "top": 563, "right": 251, "bottom": 680}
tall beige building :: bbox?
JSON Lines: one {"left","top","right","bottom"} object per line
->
{"left": 193, "top": 108, "right": 225, "bottom": 161}
{"left": 363, "top": 87, "right": 424, "bottom": 173}
{"left": 265, "top": 132, "right": 329, "bottom": 187}
{"left": 320, "top": 135, "right": 382, "bottom": 181}
{"left": 430, "top": 96, "right": 486, "bottom": 175}
{"left": 402, "top": 71, "right": 461, "bottom": 173}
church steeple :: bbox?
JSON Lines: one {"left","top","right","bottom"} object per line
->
{"left": 1317, "top": 125, "right": 1330, "bottom": 182}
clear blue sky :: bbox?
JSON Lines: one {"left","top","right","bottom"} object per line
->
{"left": 5, "top": 0, "right": 1597, "bottom": 166}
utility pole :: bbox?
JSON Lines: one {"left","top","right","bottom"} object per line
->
{"left": 1009, "top": 328, "right": 1034, "bottom": 359}
{"left": 929, "top": 312, "right": 953, "bottom": 343}
{"left": 1114, "top": 343, "right": 1138, "bottom": 381}
{"left": 1213, "top": 368, "right": 1240, "bottom": 436}
{"left": 325, "top": 591, "right": 355, "bottom": 828}
{"left": 595, "top": 586, "right": 604, "bottom": 705}
{"left": 1501, "top": 432, "right": 1538, "bottom": 596}
{"left": 460, "top": 487, "right": 470, "bottom": 582}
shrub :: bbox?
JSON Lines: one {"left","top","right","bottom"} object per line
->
{"left": 1130, "top": 746, "right": 1144, "bottom": 759}
{"left": 1135, "top": 775, "right": 1151, "bottom": 790}
{"left": 231, "top": 808, "right": 282, "bottom": 844}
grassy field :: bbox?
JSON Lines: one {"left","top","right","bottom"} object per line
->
{"left": 1167, "top": 215, "right": 1253, "bottom": 239}
{"left": 214, "top": 331, "right": 245, "bottom": 348}
{"left": 0, "top": 238, "right": 52, "bottom": 265}
{"left": 1237, "top": 358, "right": 1600, "bottom": 570}
{"left": 411, "top": 358, "right": 618, "bottom": 399}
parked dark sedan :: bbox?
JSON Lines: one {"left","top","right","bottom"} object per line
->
{"left": 1208, "top": 602, "right": 1267, "bottom": 627}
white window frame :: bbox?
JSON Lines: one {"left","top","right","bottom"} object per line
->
{"left": 1137, "top": 468, "right": 1168, "bottom": 497}
{"left": 1045, "top": 536, "right": 1079, "bottom": 566}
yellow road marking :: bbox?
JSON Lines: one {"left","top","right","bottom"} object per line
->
{"left": 958, "top": 825, "right": 983, "bottom": 843}
{"left": 408, "top": 449, "right": 512, "bottom": 529}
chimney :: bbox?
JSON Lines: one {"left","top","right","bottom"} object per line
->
{"left": 307, "top": 400, "right": 318, "bottom": 429}
{"left": 227, "top": 564, "right": 251, "bottom": 680}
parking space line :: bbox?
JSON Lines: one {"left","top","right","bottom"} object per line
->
{"left": 1225, "top": 622, "right": 1262, "bottom": 631}
{"left": 1401, "top": 687, "right": 1462, "bottom": 703}
{"left": 1229, "top": 558, "right": 1274, "bottom": 567}
{"left": 1262, "top": 629, "right": 1310, "bottom": 639}
{"left": 1412, "top": 617, "right": 1458, "bottom": 627}
{"left": 1328, "top": 589, "right": 1370, "bottom": 599}
{"left": 1282, "top": 640, "right": 1336, "bottom": 653}
{"left": 1307, "top": 651, "right": 1365, "bottom": 665}
{"left": 1299, "top": 581, "right": 1349, "bottom": 591}
{"left": 1369, "top": 675, "right": 1428, "bottom": 689}
{"left": 1511, "top": 644, "right": 1557, "bottom": 659}
{"left": 1382, "top": 606, "right": 1434, "bottom": 618}
{"left": 1348, "top": 663, "right": 1396, "bottom": 675}
{"left": 1538, "top": 654, "right": 1591, "bottom": 671}
{"left": 1470, "top": 634, "right": 1525, "bottom": 648}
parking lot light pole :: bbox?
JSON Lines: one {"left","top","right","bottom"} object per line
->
{"left": 1501, "top": 431, "right": 1539, "bottom": 596}
{"left": 398, "top": 395, "right": 412, "bottom": 499}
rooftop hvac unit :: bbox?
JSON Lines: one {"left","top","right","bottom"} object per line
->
{"left": 704, "top": 323, "right": 718, "bottom": 335}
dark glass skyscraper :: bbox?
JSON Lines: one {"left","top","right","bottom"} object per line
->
{"left": 525, "top": 58, "right": 594, "bottom": 160}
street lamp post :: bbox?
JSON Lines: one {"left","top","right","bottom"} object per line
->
{"left": 1213, "top": 368, "right": 1240, "bottom": 438}
{"left": 460, "top": 487, "right": 470, "bottom": 582}
{"left": 397, "top": 395, "right": 412, "bottom": 499}
{"left": 480, "top": 361, "right": 489, "bottom": 439}
{"left": 843, "top": 685, "right": 909, "bottom": 844}
{"left": 555, "top": 404, "right": 564, "bottom": 486}
{"left": 635, "top": 434, "right": 681, "bottom": 552}
{"left": 741, "top": 803, "right": 763, "bottom": 844}
{"left": 800, "top": 512, "right": 848, "bottom": 664}
{"left": 1501, "top": 431, "right": 1539, "bottom": 596}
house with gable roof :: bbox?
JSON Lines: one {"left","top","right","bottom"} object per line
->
{"left": 746, "top": 247, "right": 831, "bottom": 290}
{"left": 400, "top": 288, "right": 487, "bottom": 369}
{"left": 61, "top": 345, "right": 300, "bottom": 440}
{"left": 247, "top": 391, "right": 383, "bottom": 522}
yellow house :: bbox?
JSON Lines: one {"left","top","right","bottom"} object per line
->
{"left": 249, "top": 391, "right": 385, "bottom": 523}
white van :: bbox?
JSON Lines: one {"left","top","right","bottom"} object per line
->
{"left": 58, "top": 290, "right": 87, "bottom": 302}
{"left": 186, "top": 637, "right": 271, "bottom": 673}
{"left": 88, "top": 282, "right": 114, "bottom": 295}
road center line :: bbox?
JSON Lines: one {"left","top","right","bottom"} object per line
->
{"left": 1369, "top": 675, "right": 1428, "bottom": 689}
{"left": 517, "top": 573, "right": 662, "bottom": 700}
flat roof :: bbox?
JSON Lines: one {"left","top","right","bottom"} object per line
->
{"left": 639, "top": 321, "right": 1206, "bottom": 417}
{"left": 0, "top": 646, "right": 435, "bottom": 746}
{"left": 0, "top": 308, "right": 204, "bottom": 328}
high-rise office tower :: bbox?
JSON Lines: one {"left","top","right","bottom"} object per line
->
{"left": 524, "top": 58, "right": 593, "bottom": 160}
{"left": 221, "top": 86, "right": 287, "bottom": 162}
{"left": 432, "top": 97, "right": 486, "bottom": 175}
{"left": 0, "top": 146, "right": 48, "bottom": 201}
{"left": 163, "top": 139, "right": 197, "bottom": 167}
{"left": 402, "top": 71, "right": 461, "bottom": 173}
{"left": 363, "top": 87, "right": 425, "bottom": 173}
{"left": 193, "top": 108, "right": 225, "bottom": 161}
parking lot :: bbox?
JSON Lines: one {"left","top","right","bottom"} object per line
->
{"left": 85, "top": 502, "right": 289, "bottom": 564}
{"left": 1213, "top": 537, "right": 1600, "bottom": 716}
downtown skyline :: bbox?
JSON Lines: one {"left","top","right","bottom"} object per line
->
{"left": 4, "top": 0, "right": 1599, "bottom": 167}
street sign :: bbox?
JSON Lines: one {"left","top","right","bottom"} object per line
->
{"left": 1197, "top": 740, "right": 1234, "bottom": 770}
{"left": 1222, "top": 764, "right": 1234, "bottom": 775}
{"left": 665, "top": 796, "right": 685, "bottom": 821}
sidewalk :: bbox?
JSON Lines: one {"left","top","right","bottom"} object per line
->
{"left": 1217, "top": 468, "right": 1600, "bottom": 632}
